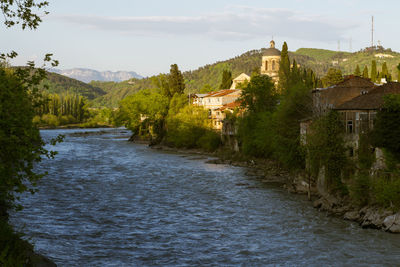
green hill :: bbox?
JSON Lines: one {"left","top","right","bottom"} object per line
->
{"left": 40, "top": 72, "right": 106, "bottom": 100}
{"left": 89, "top": 79, "right": 153, "bottom": 107}
{"left": 56, "top": 46, "right": 400, "bottom": 108}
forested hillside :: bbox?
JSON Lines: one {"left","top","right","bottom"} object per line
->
{"left": 43, "top": 46, "right": 400, "bottom": 108}
{"left": 39, "top": 72, "right": 106, "bottom": 100}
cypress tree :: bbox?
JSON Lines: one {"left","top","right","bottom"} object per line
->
{"left": 278, "top": 41, "right": 290, "bottom": 93}
{"left": 362, "top": 66, "right": 369, "bottom": 79}
{"left": 381, "top": 62, "right": 389, "bottom": 81}
{"left": 168, "top": 64, "right": 185, "bottom": 96}
{"left": 219, "top": 70, "right": 232, "bottom": 89}
{"left": 354, "top": 65, "right": 361, "bottom": 76}
{"left": 397, "top": 63, "right": 400, "bottom": 82}
{"left": 371, "top": 60, "right": 377, "bottom": 82}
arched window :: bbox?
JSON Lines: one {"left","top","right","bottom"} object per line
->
{"left": 272, "top": 60, "right": 275, "bottom": 70}
{"left": 265, "top": 61, "right": 268, "bottom": 71}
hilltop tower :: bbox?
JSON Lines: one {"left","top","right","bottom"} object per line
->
{"left": 260, "top": 40, "right": 281, "bottom": 84}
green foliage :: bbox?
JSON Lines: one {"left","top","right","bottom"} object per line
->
{"left": 350, "top": 172, "right": 371, "bottom": 206}
{"left": 238, "top": 52, "right": 314, "bottom": 169}
{"left": 117, "top": 89, "right": 169, "bottom": 132}
{"left": 372, "top": 175, "right": 400, "bottom": 210}
{"left": 0, "top": 219, "right": 29, "bottom": 265}
{"left": 200, "top": 83, "right": 214, "bottom": 93}
{"left": 0, "top": 66, "right": 61, "bottom": 214}
{"left": 168, "top": 93, "right": 188, "bottom": 116}
{"left": 363, "top": 65, "right": 369, "bottom": 79}
{"left": 358, "top": 132, "right": 376, "bottom": 170}
{"left": 273, "top": 82, "right": 312, "bottom": 168}
{"left": 0, "top": 0, "right": 49, "bottom": 29}
{"left": 39, "top": 72, "right": 106, "bottom": 100}
{"left": 371, "top": 94, "right": 400, "bottom": 160}
{"left": 238, "top": 111, "right": 275, "bottom": 158}
{"left": 168, "top": 64, "right": 185, "bottom": 97}
{"left": 354, "top": 64, "right": 361, "bottom": 76}
{"left": 321, "top": 68, "right": 343, "bottom": 87}
{"left": 371, "top": 60, "right": 377, "bottom": 82}
{"left": 306, "top": 111, "right": 347, "bottom": 191}
{"left": 278, "top": 42, "right": 290, "bottom": 92}
{"left": 381, "top": 62, "right": 390, "bottom": 81}
{"left": 165, "top": 105, "right": 219, "bottom": 150}
{"left": 397, "top": 63, "right": 400, "bottom": 82}
{"left": 91, "top": 78, "right": 149, "bottom": 107}
{"left": 239, "top": 74, "right": 277, "bottom": 113}
{"left": 219, "top": 69, "right": 232, "bottom": 89}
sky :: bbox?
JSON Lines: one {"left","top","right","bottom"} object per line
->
{"left": 2, "top": 0, "right": 400, "bottom": 77}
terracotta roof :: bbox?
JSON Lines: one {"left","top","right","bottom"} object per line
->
{"left": 204, "top": 89, "right": 240, "bottom": 98}
{"left": 216, "top": 100, "right": 243, "bottom": 111}
{"left": 335, "top": 82, "right": 400, "bottom": 110}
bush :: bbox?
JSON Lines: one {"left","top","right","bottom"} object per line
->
{"left": 372, "top": 175, "right": 400, "bottom": 210}
{"left": 197, "top": 130, "right": 221, "bottom": 152}
{"left": 41, "top": 114, "right": 59, "bottom": 127}
{"left": 349, "top": 172, "right": 371, "bottom": 206}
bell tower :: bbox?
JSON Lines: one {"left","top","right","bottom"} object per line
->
{"left": 260, "top": 40, "right": 281, "bottom": 84}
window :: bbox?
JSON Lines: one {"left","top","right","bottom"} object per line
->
{"left": 347, "top": 120, "right": 353, "bottom": 133}
{"left": 272, "top": 60, "right": 275, "bottom": 70}
{"left": 265, "top": 61, "right": 268, "bottom": 71}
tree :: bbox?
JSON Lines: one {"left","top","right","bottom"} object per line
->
{"left": 240, "top": 74, "right": 277, "bottom": 113}
{"left": 168, "top": 64, "right": 185, "bottom": 96}
{"left": 321, "top": 68, "right": 343, "bottom": 87}
{"left": 372, "top": 94, "right": 400, "bottom": 160}
{"left": 278, "top": 42, "right": 290, "bottom": 93}
{"left": 397, "top": 63, "right": 400, "bottom": 82}
{"left": 381, "top": 62, "right": 389, "bottom": 81}
{"left": 306, "top": 111, "right": 347, "bottom": 190}
{"left": 219, "top": 69, "right": 232, "bottom": 89}
{"left": 354, "top": 65, "right": 361, "bottom": 76}
{"left": 0, "top": 0, "right": 49, "bottom": 29}
{"left": 362, "top": 65, "right": 369, "bottom": 79}
{"left": 200, "top": 84, "right": 213, "bottom": 93}
{"left": 371, "top": 60, "right": 377, "bottom": 82}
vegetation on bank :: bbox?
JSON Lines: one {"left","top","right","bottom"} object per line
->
{"left": 0, "top": 58, "right": 61, "bottom": 265}
{"left": 237, "top": 42, "right": 316, "bottom": 170}
{"left": 305, "top": 97, "right": 400, "bottom": 211}
{"left": 116, "top": 64, "right": 221, "bottom": 151}
{"left": 1, "top": 1, "right": 61, "bottom": 264}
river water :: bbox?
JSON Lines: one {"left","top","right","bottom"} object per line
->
{"left": 10, "top": 128, "right": 400, "bottom": 266}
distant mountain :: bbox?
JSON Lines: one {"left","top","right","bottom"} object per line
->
{"left": 51, "top": 68, "right": 143, "bottom": 83}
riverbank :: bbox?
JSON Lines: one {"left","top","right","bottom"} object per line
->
{"left": 148, "top": 142, "right": 400, "bottom": 233}
{"left": 1, "top": 219, "right": 57, "bottom": 266}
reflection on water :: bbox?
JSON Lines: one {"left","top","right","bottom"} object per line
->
{"left": 10, "top": 128, "right": 400, "bottom": 266}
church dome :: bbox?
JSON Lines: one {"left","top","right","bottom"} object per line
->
{"left": 263, "top": 40, "right": 281, "bottom": 56}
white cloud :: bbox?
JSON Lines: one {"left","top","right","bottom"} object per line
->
{"left": 50, "top": 6, "right": 358, "bottom": 43}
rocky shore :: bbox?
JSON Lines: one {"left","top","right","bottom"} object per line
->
{"left": 149, "top": 143, "right": 400, "bottom": 234}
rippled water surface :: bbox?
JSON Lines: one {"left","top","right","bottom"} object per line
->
{"left": 10, "top": 128, "right": 400, "bottom": 266}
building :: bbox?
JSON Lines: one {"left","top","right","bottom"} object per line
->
{"left": 260, "top": 40, "right": 281, "bottom": 84}
{"left": 231, "top": 73, "right": 251, "bottom": 89}
{"left": 201, "top": 89, "right": 241, "bottom": 110}
{"left": 312, "top": 76, "right": 375, "bottom": 116}
{"left": 303, "top": 77, "right": 400, "bottom": 150}
{"left": 210, "top": 101, "right": 242, "bottom": 130}
{"left": 191, "top": 93, "right": 208, "bottom": 106}
{"left": 334, "top": 82, "right": 400, "bottom": 135}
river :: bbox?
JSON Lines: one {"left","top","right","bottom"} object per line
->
{"left": 10, "top": 128, "right": 400, "bottom": 266}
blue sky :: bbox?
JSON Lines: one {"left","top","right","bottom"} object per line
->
{"left": 2, "top": 0, "right": 399, "bottom": 77}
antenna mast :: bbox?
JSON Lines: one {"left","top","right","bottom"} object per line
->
{"left": 371, "top": 16, "right": 374, "bottom": 48}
